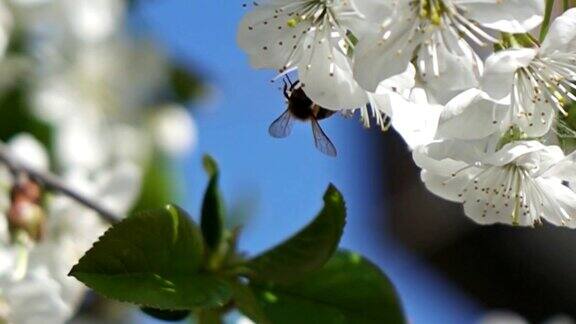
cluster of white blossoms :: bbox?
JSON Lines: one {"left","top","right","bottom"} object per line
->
{"left": 238, "top": 0, "right": 576, "bottom": 227}
{"left": 0, "top": 0, "right": 199, "bottom": 323}
{"left": 0, "top": 135, "right": 140, "bottom": 323}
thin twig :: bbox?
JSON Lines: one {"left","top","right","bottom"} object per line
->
{"left": 0, "top": 144, "right": 119, "bottom": 224}
{"left": 540, "top": 0, "right": 555, "bottom": 42}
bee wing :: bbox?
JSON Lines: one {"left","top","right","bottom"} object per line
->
{"left": 311, "top": 118, "right": 337, "bottom": 157}
{"left": 269, "top": 109, "right": 295, "bottom": 138}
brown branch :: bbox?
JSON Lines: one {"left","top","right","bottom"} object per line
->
{"left": 0, "top": 144, "right": 119, "bottom": 224}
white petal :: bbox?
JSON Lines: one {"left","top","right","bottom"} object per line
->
{"left": 28, "top": 240, "right": 88, "bottom": 310}
{"left": 409, "top": 86, "right": 433, "bottom": 105}
{"left": 152, "top": 105, "right": 198, "bottom": 156}
{"left": 462, "top": 167, "right": 519, "bottom": 226}
{"left": 332, "top": 0, "right": 375, "bottom": 38}
{"left": 478, "top": 311, "right": 528, "bottom": 324}
{"left": 420, "top": 168, "right": 476, "bottom": 202}
{"left": 484, "top": 141, "right": 547, "bottom": 166}
{"left": 56, "top": 119, "right": 107, "bottom": 170}
{"left": 348, "top": 0, "right": 401, "bottom": 27}
{"left": 95, "top": 162, "right": 142, "bottom": 216}
{"left": 374, "top": 63, "right": 416, "bottom": 95}
{"left": 298, "top": 35, "right": 368, "bottom": 110}
{"left": 367, "top": 65, "right": 417, "bottom": 118}
{"left": 481, "top": 48, "right": 537, "bottom": 100}
{"left": 385, "top": 92, "right": 443, "bottom": 149}
{"left": 512, "top": 94, "right": 555, "bottom": 138}
{"left": 353, "top": 16, "right": 422, "bottom": 91}
{"left": 456, "top": 0, "right": 544, "bottom": 33}
{"left": 540, "top": 8, "right": 576, "bottom": 56}
{"left": 536, "top": 178, "right": 576, "bottom": 227}
{"left": 413, "top": 139, "right": 486, "bottom": 175}
{"left": 417, "top": 32, "right": 480, "bottom": 94}
{"left": 237, "top": 316, "right": 257, "bottom": 324}
{"left": 237, "top": 4, "right": 310, "bottom": 70}
{"left": 513, "top": 144, "right": 564, "bottom": 175}
{"left": 8, "top": 134, "right": 49, "bottom": 171}
{"left": 438, "top": 89, "right": 507, "bottom": 140}
{"left": 4, "top": 268, "right": 72, "bottom": 324}
{"left": 540, "top": 149, "right": 576, "bottom": 181}
{"left": 64, "top": 0, "right": 123, "bottom": 42}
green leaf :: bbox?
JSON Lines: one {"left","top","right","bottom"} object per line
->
{"left": 197, "top": 310, "right": 223, "bottom": 324}
{"left": 202, "top": 155, "right": 219, "bottom": 177}
{"left": 201, "top": 155, "right": 225, "bottom": 251}
{"left": 247, "top": 184, "right": 346, "bottom": 283}
{"left": 70, "top": 205, "right": 232, "bottom": 310}
{"left": 132, "top": 153, "right": 175, "bottom": 213}
{"left": 250, "top": 251, "right": 405, "bottom": 324}
{"left": 230, "top": 282, "right": 270, "bottom": 324}
{"left": 141, "top": 307, "right": 190, "bottom": 322}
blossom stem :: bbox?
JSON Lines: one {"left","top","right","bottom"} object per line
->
{"left": 0, "top": 145, "right": 120, "bottom": 224}
{"left": 540, "top": 0, "right": 555, "bottom": 42}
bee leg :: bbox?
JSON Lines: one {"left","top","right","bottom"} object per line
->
{"left": 292, "top": 80, "right": 300, "bottom": 89}
{"left": 286, "top": 75, "right": 300, "bottom": 90}
{"left": 283, "top": 79, "right": 290, "bottom": 99}
{"left": 286, "top": 74, "right": 293, "bottom": 87}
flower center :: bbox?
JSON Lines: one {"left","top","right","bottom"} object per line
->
{"left": 530, "top": 55, "right": 576, "bottom": 113}
{"left": 281, "top": 0, "right": 332, "bottom": 29}
{"left": 454, "top": 164, "right": 539, "bottom": 226}
{"left": 418, "top": 0, "right": 445, "bottom": 26}
{"left": 414, "top": 0, "right": 498, "bottom": 46}
{"left": 252, "top": 0, "right": 353, "bottom": 74}
{"left": 512, "top": 55, "right": 576, "bottom": 127}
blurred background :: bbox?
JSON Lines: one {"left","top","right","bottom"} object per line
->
{"left": 2, "top": 0, "right": 576, "bottom": 323}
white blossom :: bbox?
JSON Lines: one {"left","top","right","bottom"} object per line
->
{"left": 0, "top": 135, "right": 142, "bottom": 324}
{"left": 414, "top": 139, "right": 576, "bottom": 227}
{"left": 151, "top": 104, "right": 199, "bottom": 156}
{"left": 369, "top": 78, "right": 444, "bottom": 148}
{"left": 237, "top": 0, "right": 369, "bottom": 110}
{"left": 478, "top": 9, "right": 576, "bottom": 138}
{"left": 352, "top": 0, "right": 544, "bottom": 93}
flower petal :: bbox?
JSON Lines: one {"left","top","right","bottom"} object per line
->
{"left": 353, "top": 16, "right": 422, "bottom": 91}
{"left": 438, "top": 89, "right": 507, "bottom": 140}
{"left": 417, "top": 32, "right": 480, "bottom": 94}
{"left": 413, "top": 139, "right": 486, "bottom": 175}
{"left": 298, "top": 34, "right": 368, "bottom": 110}
{"left": 455, "top": 0, "right": 544, "bottom": 33}
{"left": 540, "top": 149, "right": 576, "bottom": 181}
{"left": 511, "top": 94, "right": 555, "bottom": 138}
{"left": 480, "top": 48, "right": 537, "bottom": 100}
{"left": 237, "top": 4, "right": 310, "bottom": 70}
{"left": 421, "top": 169, "right": 476, "bottom": 202}
{"left": 484, "top": 141, "right": 547, "bottom": 166}
{"left": 385, "top": 92, "right": 443, "bottom": 149}
{"left": 537, "top": 178, "right": 576, "bottom": 228}
{"left": 462, "top": 167, "right": 519, "bottom": 226}
{"left": 540, "top": 8, "right": 576, "bottom": 56}
{"left": 8, "top": 134, "right": 49, "bottom": 171}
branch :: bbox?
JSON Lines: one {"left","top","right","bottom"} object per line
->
{"left": 0, "top": 144, "right": 120, "bottom": 224}
{"left": 540, "top": 0, "right": 555, "bottom": 42}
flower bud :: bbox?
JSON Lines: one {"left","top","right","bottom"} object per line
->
{"left": 7, "top": 179, "right": 45, "bottom": 242}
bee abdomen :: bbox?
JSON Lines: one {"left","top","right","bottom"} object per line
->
{"left": 315, "top": 107, "right": 336, "bottom": 120}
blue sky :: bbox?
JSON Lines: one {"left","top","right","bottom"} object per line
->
{"left": 134, "top": 1, "right": 484, "bottom": 323}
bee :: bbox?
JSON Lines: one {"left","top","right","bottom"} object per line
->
{"left": 268, "top": 77, "right": 337, "bottom": 157}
